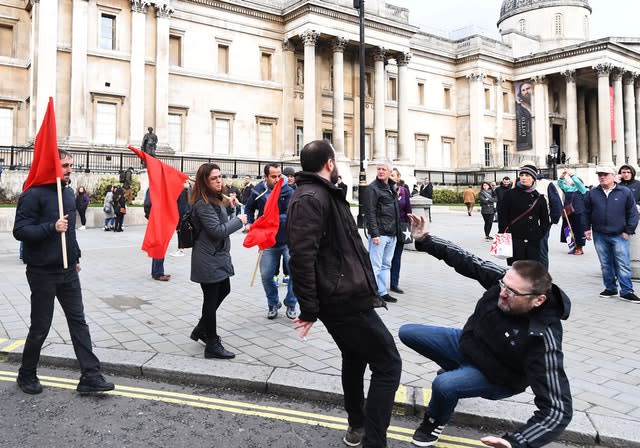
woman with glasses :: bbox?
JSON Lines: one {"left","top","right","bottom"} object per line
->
{"left": 189, "top": 163, "right": 246, "bottom": 359}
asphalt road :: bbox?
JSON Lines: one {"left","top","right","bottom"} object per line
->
{"left": 0, "top": 362, "right": 582, "bottom": 448}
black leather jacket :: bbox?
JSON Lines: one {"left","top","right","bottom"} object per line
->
{"left": 365, "top": 178, "right": 400, "bottom": 238}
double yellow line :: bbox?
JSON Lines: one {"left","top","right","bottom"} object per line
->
{"left": 0, "top": 369, "right": 483, "bottom": 447}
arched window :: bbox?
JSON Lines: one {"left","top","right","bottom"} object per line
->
{"left": 554, "top": 14, "right": 563, "bottom": 37}
{"left": 519, "top": 19, "right": 526, "bottom": 33}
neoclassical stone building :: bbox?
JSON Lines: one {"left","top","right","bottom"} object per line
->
{"left": 1, "top": 0, "right": 640, "bottom": 185}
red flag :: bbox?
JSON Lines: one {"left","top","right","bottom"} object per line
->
{"left": 23, "top": 97, "right": 62, "bottom": 191}
{"left": 243, "top": 177, "right": 284, "bottom": 250}
{"left": 128, "top": 146, "right": 188, "bottom": 259}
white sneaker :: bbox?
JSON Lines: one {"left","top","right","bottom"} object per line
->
{"left": 170, "top": 250, "right": 185, "bottom": 257}
{"left": 78, "top": 226, "right": 86, "bottom": 230}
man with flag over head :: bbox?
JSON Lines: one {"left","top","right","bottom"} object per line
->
{"left": 13, "top": 99, "right": 114, "bottom": 395}
{"left": 244, "top": 163, "right": 297, "bottom": 319}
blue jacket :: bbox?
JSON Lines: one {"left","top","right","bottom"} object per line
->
{"left": 244, "top": 179, "right": 294, "bottom": 246}
{"left": 584, "top": 183, "right": 639, "bottom": 235}
{"left": 13, "top": 184, "right": 81, "bottom": 272}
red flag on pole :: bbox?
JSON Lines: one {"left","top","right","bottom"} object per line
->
{"left": 243, "top": 177, "right": 283, "bottom": 250}
{"left": 23, "top": 97, "right": 62, "bottom": 191}
{"left": 128, "top": 146, "right": 188, "bottom": 259}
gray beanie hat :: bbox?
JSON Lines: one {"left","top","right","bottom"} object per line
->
{"left": 283, "top": 166, "right": 296, "bottom": 177}
{"left": 519, "top": 164, "right": 538, "bottom": 179}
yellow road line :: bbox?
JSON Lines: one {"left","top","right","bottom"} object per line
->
{"left": 0, "top": 371, "right": 484, "bottom": 447}
{"left": 0, "top": 338, "right": 7, "bottom": 345}
{"left": 0, "top": 340, "right": 25, "bottom": 352}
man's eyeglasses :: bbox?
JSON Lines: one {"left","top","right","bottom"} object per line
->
{"left": 498, "top": 279, "right": 539, "bottom": 298}
{"left": 61, "top": 163, "right": 73, "bottom": 168}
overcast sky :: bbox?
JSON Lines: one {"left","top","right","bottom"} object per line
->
{"left": 390, "top": 0, "right": 639, "bottom": 39}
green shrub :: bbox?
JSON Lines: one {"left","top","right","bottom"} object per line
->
{"left": 432, "top": 189, "right": 460, "bottom": 204}
{"left": 91, "top": 176, "right": 141, "bottom": 205}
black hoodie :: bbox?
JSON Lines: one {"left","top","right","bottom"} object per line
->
{"left": 618, "top": 164, "right": 640, "bottom": 205}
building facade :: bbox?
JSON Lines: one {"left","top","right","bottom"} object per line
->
{"left": 1, "top": 0, "right": 640, "bottom": 186}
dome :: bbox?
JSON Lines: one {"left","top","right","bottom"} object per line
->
{"left": 498, "top": 0, "right": 591, "bottom": 25}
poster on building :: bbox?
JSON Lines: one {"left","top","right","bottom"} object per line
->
{"left": 515, "top": 81, "right": 533, "bottom": 151}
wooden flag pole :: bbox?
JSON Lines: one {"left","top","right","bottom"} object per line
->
{"left": 56, "top": 177, "right": 69, "bottom": 269}
{"left": 249, "top": 250, "right": 263, "bottom": 287}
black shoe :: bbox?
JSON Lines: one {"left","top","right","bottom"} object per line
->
{"left": 382, "top": 294, "right": 398, "bottom": 303}
{"left": 620, "top": 292, "right": 640, "bottom": 304}
{"left": 599, "top": 289, "right": 618, "bottom": 298}
{"left": 190, "top": 326, "right": 208, "bottom": 344}
{"left": 343, "top": 426, "right": 364, "bottom": 446}
{"left": 412, "top": 414, "right": 446, "bottom": 447}
{"left": 205, "top": 336, "right": 235, "bottom": 359}
{"left": 77, "top": 373, "right": 115, "bottom": 393}
{"left": 390, "top": 286, "right": 404, "bottom": 294}
{"left": 17, "top": 374, "right": 43, "bottom": 395}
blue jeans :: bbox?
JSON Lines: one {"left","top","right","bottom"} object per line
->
{"left": 260, "top": 244, "right": 296, "bottom": 308}
{"left": 593, "top": 232, "right": 634, "bottom": 295}
{"left": 151, "top": 258, "right": 165, "bottom": 278}
{"left": 368, "top": 235, "right": 396, "bottom": 296}
{"left": 398, "top": 324, "right": 512, "bottom": 423}
{"left": 390, "top": 238, "right": 404, "bottom": 289}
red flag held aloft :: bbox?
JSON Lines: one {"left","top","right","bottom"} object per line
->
{"left": 23, "top": 97, "right": 62, "bottom": 191}
{"left": 243, "top": 177, "right": 284, "bottom": 251}
{"left": 128, "top": 146, "right": 188, "bottom": 259}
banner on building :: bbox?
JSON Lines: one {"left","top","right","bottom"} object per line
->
{"left": 515, "top": 81, "right": 533, "bottom": 151}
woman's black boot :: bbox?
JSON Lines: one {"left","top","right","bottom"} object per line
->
{"left": 204, "top": 336, "right": 235, "bottom": 359}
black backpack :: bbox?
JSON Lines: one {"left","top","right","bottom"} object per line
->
{"left": 177, "top": 209, "right": 199, "bottom": 249}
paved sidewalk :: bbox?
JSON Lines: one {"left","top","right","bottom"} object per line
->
{"left": 1, "top": 207, "right": 639, "bottom": 446}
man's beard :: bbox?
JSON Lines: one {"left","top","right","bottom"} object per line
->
{"left": 330, "top": 164, "right": 339, "bottom": 184}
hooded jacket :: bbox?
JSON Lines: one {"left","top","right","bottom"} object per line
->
{"left": 618, "top": 164, "right": 640, "bottom": 205}
{"left": 415, "top": 235, "right": 572, "bottom": 448}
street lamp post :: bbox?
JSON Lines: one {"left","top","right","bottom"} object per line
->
{"left": 354, "top": 0, "right": 367, "bottom": 228}
{"left": 549, "top": 143, "right": 559, "bottom": 180}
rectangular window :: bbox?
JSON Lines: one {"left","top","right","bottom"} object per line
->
{"left": 322, "top": 131, "right": 333, "bottom": 142}
{"left": 417, "top": 82, "right": 425, "bottom": 105}
{"left": 295, "top": 125, "right": 304, "bottom": 156}
{"left": 168, "top": 113, "right": 183, "bottom": 152}
{"left": 387, "top": 77, "right": 397, "bottom": 102}
{"left": 218, "top": 44, "right": 229, "bottom": 74}
{"left": 484, "top": 141, "right": 492, "bottom": 167}
{"left": 95, "top": 102, "right": 117, "bottom": 144}
{"left": 0, "top": 25, "right": 13, "bottom": 57}
{"left": 169, "top": 35, "right": 182, "bottom": 66}
{"left": 261, "top": 52, "right": 272, "bottom": 81}
{"left": 503, "top": 91, "right": 510, "bottom": 113}
{"left": 442, "top": 139, "right": 453, "bottom": 168}
{"left": 503, "top": 143, "right": 510, "bottom": 166}
{"left": 386, "top": 133, "right": 398, "bottom": 160}
{"left": 415, "top": 136, "right": 427, "bottom": 167}
{"left": 484, "top": 88, "right": 491, "bottom": 110}
{"left": 443, "top": 87, "right": 451, "bottom": 110}
{"left": 214, "top": 118, "right": 230, "bottom": 154}
{"left": 259, "top": 123, "right": 273, "bottom": 155}
{"left": 365, "top": 73, "right": 373, "bottom": 97}
{"left": 0, "top": 107, "right": 14, "bottom": 145}
{"left": 99, "top": 14, "right": 116, "bottom": 50}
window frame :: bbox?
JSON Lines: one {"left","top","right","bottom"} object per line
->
{"left": 255, "top": 115, "right": 278, "bottom": 157}
{"left": 211, "top": 110, "right": 235, "bottom": 155}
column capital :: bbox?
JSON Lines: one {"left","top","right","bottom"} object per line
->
{"left": 531, "top": 75, "right": 547, "bottom": 85}
{"left": 373, "top": 47, "right": 386, "bottom": 62}
{"left": 131, "top": 0, "right": 150, "bottom": 14}
{"left": 593, "top": 63, "right": 614, "bottom": 77}
{"left": 611, "top": 67, "right": 625, "bottom": 81}
{"left": 282, "top": 38, "right": 295, "bottom": 52}
{"left": 561, "top": 69, "right": 576, "bottom": 83}
{"left": 496, "top": 74, "right": 506, "bottom": 85}
{"left": 624, "top": 72, "right": 639, "bottom": 85}
{"left": 467, "top": 72, "right": 486, "bottom": 82}
{"left": 301, "top": 30, "right": 319, "bottom": 47}
{"left": 396, "top": 52, "right": 411, "bottom": 67}
{"left": 331, "top": 37, "right": 347, "bottom": 53}
{"left": 155, "top": 2, "right": 174, "bottom": 18}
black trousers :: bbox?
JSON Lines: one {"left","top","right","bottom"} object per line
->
{"left": 481, "top": 213, "right": 494, "bottom": 237}
{"left": 77, "top": 208, "right": 87, "bottom": 226}
{"left": 198, "top": 278, "right": 231, "bottom": 339}
{"left": 322, "top": 309, "right": 402, "bottom": 448}
{"left": 20, "top": 268, "right": 100, "bottom": 377}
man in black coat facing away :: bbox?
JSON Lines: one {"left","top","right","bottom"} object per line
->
{"left": 287, "top": 140, "right": 401, "bottom": 448}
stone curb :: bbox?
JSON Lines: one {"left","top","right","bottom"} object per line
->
{"left": 2, "top": 341, "right": 639, "bottom": 447}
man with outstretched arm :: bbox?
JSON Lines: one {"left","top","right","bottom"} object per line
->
{"left": 399, "top": 214, "right": 572, "bottom": 448}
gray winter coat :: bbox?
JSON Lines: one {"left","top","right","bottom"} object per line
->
{"left": 190, "top": 198, "right": 243, "bottom": 284}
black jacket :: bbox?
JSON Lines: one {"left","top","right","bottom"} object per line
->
{"left": 365, "top": 178, "right": 400, "bottom": 238}
{"left": 287, "top": 172, "right": 383, "bottom": 322}
{"left": 618, "top": 164, "right": 640, "bottom": 205}
{"left": 498, "top": 186, "right": 550, "bottom": 240}
{"left": 13, "top": 184, "right": 81, "bottom": 272}
{"left": 415, "top": 235, "right": 572, "bottom": 448}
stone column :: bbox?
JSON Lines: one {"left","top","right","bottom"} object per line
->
{"left": 373, "top": 47, "right": 386, "bottom": 160}
{"left": 33, "top": 0, "right": 58, "bottom": 129}
{"left": 623, "top": 73, "right": 638, "bottom": 167}
{"left": 332, "top": 37, "right": 347, "bottom": 157}
{"left": 562, "top": 70, "right": 579, "bottom": 164}
{"left": 532, "top": 75, "right": 549, "bottom": 161}
{"left": 495, "top": 76, "right": 504, "bottom": 166}
{"left": 129, "top": 0, "right": 149, "bottom": 145}
{"left": 396, "top": 52, "right": 411, "bottom": 162}
{"left": 69, "top": 0, "right": 89, "bottom": 143}
{"left": 577, "top": 89, "right": 588, "bottom": 164}
{"left": 612, "top": 68, "right": 625, "bottom": 165}
{"left": 467, "top": 72, "right": 485, "bottom": 167}
{"left": 282, "top": 39, "right": 296, "bottom": 156}
{"left": 302, "top": 30, "right": 318, "bottom": 143}
{"left": 636, "top": 80, "right": 640, "bottom": 164}
{"left": 154, "top": 3, "right": 174, "bottom": 150}
{"left": 594, "top": 63, "right": 613, "bottom": 165}
{"left": 588, "top": 93, "right": 599, "bottom": 163}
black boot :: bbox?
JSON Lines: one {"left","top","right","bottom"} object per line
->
{"left": 190, "top": 325, "right": 208, "bottom": 344}
{"left": 204, "top": 336, "right": 235, "bottom": 359}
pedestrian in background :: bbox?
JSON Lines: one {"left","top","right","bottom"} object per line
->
{"left": 557, "top": 169, "right": 587, "bottom": 255}
{"left": 390, "top": 168, "right": 412, "bottom": 295}
{"left": 189, "top": 163, "right": 246, "bottom": 359}
{"left": 479, "top": 181, "right": 496, "bottom": 240}
{"left": 462, "top": 186, "right": 476, "bottom": 216}
{"left": 75, "top": 186, "right": 89, "bottom": 230}
{"left": 103, "top": 185, "right": 115, "bottom": 231}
